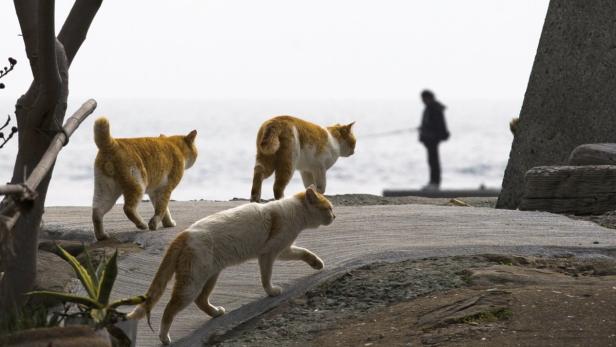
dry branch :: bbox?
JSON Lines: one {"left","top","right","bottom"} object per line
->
{"left": 0, "top": 57, "right": 18, "bottom": 84}
{"left": 0, "top": 184, "right": 36, "bottom": 197}
{"left": 0, "top": 99, "right": 97, "bottom": 253}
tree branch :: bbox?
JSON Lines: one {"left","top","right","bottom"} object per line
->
{"left": 13, "top": 0, "right": 39, "bottom": 81}
{"left": 0, "top": 99, "right": 97, "bottom": 253}
{"left": 37, "top": 0, "right": 61, "bottom": 110}
{"left": 58, "top": 0, "right": 103, "bottom": 66}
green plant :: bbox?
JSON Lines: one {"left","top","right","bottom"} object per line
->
{"left": 27, "top": 246, "right": 145, "bottom": 344}
{"left": 0, "top": 303, "right": 66, "bottom": 336}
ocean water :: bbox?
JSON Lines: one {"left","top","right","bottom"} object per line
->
{"left": 0, "top": 98, "right": 518, "bottom": 206}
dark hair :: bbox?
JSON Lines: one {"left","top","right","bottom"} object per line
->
{"left": 421, "top": 89, "right": 435, "bottom": 100}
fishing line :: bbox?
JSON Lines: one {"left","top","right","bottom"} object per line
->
{"left": 360, "top": 127, "right": 418, "bottom": 138}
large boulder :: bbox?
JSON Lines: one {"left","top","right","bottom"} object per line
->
{"left": 497, "top": 1, "right": 616, "bottom": 209}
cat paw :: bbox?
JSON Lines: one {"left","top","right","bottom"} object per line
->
{"left": 94, "top": 232, "right": 110, "bottom": 241}
{"left": 159, "top": 332, "right": 171, "bottom": 345}
{"left": 211, "top": 306, "right": 225, "bottom": 317}
{"left": 309, "top": 257, "right": 324, "bottom": 270}
{"left": 135, "top": 222, "right": 148, "bottom": 230}
{"left": 148, "top": 218, "right": 159, "bottom": 231}
{"left": 162, "top": 218, "right": 176, "bottom": 228}
{"left": 266, "top": 286, "right": 282, "bottom": 297}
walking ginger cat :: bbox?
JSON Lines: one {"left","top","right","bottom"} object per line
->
{"left": 128, "top": 185, "right": 335, "bottom": 344}
{"left": 250, "top": 115, "right": 356, "bottom": 202}
{"left": 92, "top": 117, "right": 198, "bottom": 240}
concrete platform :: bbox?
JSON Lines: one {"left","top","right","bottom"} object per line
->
{"left": 43, "top": 201, "right": 616, "bottom": 346}
{"left": 383, "top": 188, "right": 501, "bottom": 198}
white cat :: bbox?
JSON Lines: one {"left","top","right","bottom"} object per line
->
{"left": 127, "top": 185, "right": 335, "bottom": 344}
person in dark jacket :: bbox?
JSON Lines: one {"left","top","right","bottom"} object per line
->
{"left": 418, "top": 90, "right": 449, "bottom": 190}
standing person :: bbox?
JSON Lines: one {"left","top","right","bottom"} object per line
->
{"left": 418, "top": 90, "right": 450, "bottom": 190}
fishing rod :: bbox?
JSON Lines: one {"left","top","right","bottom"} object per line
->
{"left": 361, "top": 127, "right": 418, "bottom": 138}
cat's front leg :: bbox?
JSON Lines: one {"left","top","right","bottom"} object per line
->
{"left": 279, "top": 245, "right": 324, "bottom": 270}
{"left": 258, "top": 253, "right": 282, "bottom": 296}
{"left": 300, "top": 171, "right": 315, "bottom": 188}
{"left": 314, "top": 168, "right": 327, "bottom": 193}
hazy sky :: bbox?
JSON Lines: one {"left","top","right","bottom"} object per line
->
{"left": 1, "top": 1, "right": 549, "bottom": 101}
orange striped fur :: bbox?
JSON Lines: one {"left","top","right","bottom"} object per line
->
{"left": 91, "top": 117, "right": 198, "bottom": 240}
{"left": 250, "top": 115, "right": 356, "bottom": 202}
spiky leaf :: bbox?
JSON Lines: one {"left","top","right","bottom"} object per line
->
{"left": 97, "top": 250, "right": 118, "bottom": 305}
{"left": 57, "top": 246, "right": 97, "bottom": 299}
{"left": 109, "top": 295, "right": 146, "bottom": 309}
{"left": 83, "top": 247, "right": 99, "bottom": 285}
{"left": 95, "top": 253, "right": 106, "bottom": 283}
{"left": 26, "top": 291, "right": 103, "bottom": 309}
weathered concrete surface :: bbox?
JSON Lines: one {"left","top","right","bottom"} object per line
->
{"left": 43, "top": 201, "right": 616, "bottom": 346}
{"left": 519, "top": 165, "right": 616, "bottom": 214}
{"left": 569, "top": 143, "right": 616, "bottom": 165}
{"left": 498, "top": 1, "right": 616, "bottom": 209}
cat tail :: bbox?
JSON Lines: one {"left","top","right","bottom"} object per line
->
{"left": 258, "top": 122, "right": 281, "bottom": 155}
{"left": 127, "top": 232, "right": 188, "bottom": 324}
{"left": 93, "top": 117, "right": 116, "bottom": 150}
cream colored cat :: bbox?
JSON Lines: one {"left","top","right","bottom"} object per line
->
{"left": 127, "top": 185, "right": 335, "bottom": 345}
{"left": 250, "top": 115, "right": 356, "bottom": 202}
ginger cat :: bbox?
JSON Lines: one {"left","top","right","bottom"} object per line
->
{"left": 250, "top": 115, "right": 356, "bottom": 202}
{"left": 92, "top": 117, "right": 198, "bottom": 240}
{"left": 127, "top": 185, "right": 335, "bottom": 345}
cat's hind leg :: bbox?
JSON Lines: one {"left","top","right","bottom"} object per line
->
{"left": 300, "top": 171, "right": 315, "bottom": 188}
{"left": 161, "top": 207, "right": 176, "bottom": 228}
{"left": 159, "top": 258, "right": 207, "bottom": 344}
{"left": 278, "top": 245, "right": 324, "bottom": 270}
{"left": 272, "top": 147, "right": 295, "bottom": 200}
{"left": 250, "top": 156, "right": 274, "bottom": 202}
{"left": 194, "top": 272, "right": 225, "bottom": 317}
{"left": 122, "top": 175, "right": 148, "bottom": 230}
{"left": 92, "top": 169, "right": 122, "bottom": 241}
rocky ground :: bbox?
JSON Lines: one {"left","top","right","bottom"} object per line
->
{"left": 213, "top": 254, "right": 616, "bottom": 347}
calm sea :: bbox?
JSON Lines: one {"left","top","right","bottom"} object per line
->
{"left": 0, "top": 98, "right": 518, "bottom": 206}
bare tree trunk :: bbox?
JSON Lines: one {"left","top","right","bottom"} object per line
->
{"left": 0, "top": 0, "right": 102, "bottom": 310}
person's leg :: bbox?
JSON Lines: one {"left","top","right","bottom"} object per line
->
{"left": 427, "top": 141, "right": 441, "bottom": 186}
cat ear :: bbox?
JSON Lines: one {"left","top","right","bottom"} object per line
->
{"left": 185, "top": 130, "right": 197, "bottom": 144}
{"left": 305, "top": 185, "right": 318, "bottom": 204}
{"left": 346, "top": 121, "right": 355, "bottom": 130}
